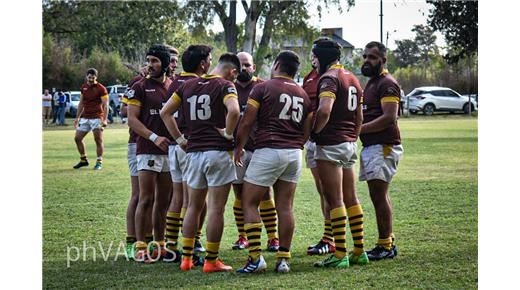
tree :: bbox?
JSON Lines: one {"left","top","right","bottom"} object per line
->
{"left": 393, "top": 39, "right": 420, "bottom": 67}
{"left": 426, "top": 0, "right": 478, "bottom": 63}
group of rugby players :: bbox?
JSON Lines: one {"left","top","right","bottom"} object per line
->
{"left": 71, "top": 37, "right": 403, "bottom": 274}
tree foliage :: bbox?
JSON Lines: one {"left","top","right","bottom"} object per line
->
{"left": 426, "top": 0, "right": 478, "bottom": 63}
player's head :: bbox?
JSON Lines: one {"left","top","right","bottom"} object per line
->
{"left": 146, "top": 44, "right": 171, "bottom": 78}
{"left": 236, "top": 52, "right": 256, "bottom": 83}
{"left": 44, "top": 89, "right": 49, "bottom": 94}
{"left": 216, "top": 53, "right": 240, "bottom": 82}
{"left": 165, "top": 45, "right": 179, "bottom": 74}
{"left": 271, "top": 50, "right": 300, "bottom": 79}
{"left": 312, "top": 37, "right": 342, "bottom": 75}
{"left": 86, "top": 68, "right": 98, "bottom": 84}
{"left": 181, "top": 44, "right": 213, "bottom": 75}
{"left": 362, "top": 41, "right": 387, "bottom": 77}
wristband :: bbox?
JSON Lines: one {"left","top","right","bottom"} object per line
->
{"left": 148, "top": 133, "right": 159, "bottom": 142}
{"left": 175, "top": 134, "right": 187, "bottom": 145}
{"left": 223, "top": 131, "right": 234, "bottom": 141}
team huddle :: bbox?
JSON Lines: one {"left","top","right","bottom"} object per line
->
{"left": 71, "top": 37, "right": 403, "bottom": 274}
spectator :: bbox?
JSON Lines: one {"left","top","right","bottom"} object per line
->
{"left": 42, "top": 89, "right": 52, "bottom": 125}
{"left": 57, "top": 91, "right": 67, "bottom": 126}
{"left": 52, "top": 91, "right": 60, "bottom": 124}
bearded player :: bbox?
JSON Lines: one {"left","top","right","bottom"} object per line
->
{"left": 231, "top": 51, "right": 279, "bottom": 252}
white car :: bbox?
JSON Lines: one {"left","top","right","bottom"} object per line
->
{"left": 406, "top": 86, "right": 477, "bottom": 115}
{"left": 65, "top": 91, "right": 81, "bottom": 117}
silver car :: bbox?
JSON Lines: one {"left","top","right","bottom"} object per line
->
{"left": 406, "top": 86, "right": 478, "bottom": 116}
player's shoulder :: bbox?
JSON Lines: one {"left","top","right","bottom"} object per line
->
{"left": 253, "top": 76, "right": 265, "bottom": 85}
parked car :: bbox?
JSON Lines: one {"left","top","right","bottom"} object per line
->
{"left": 406, "top": 86, "right": 478, "bottom": 116}
{"left": 106, "top": 85, "right": 127, "bottom": 116}
{"left": 65, "top": 91, "right": 81, "bottom": 117}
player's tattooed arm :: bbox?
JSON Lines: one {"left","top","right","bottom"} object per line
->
{"left": 313, "top": 95, "right": 335, "bottom": 133}
{"left": 101, "top": 97, "right": 109, "bottom": 125}
{"left": 361, "top": 101, "right": 398, "bottom": 134}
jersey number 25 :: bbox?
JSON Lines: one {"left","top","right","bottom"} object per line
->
{"left": 279, "top": 93, "right": 303, "bottom": 122}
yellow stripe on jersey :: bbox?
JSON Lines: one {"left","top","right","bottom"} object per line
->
{"left": 319, "top": 91, "right": 336, "bottom": 99}
{"left": 171, "top": 92, "right": 182, "bottom": 106}
{"left": 202, "top": 74, "right": 222, "bottom": 79}
{"left": 247, "top": 98, "right": 260, "bottom": 109}
{"left": 180, "top": 72, "right": 198, "bottom": 77}
{"left": 380, "top": 69, "right": 389, "bottom": 76}
{"left": 121, "top": 97, "right": 128, "bottom": 105}
{"left": 330, "top": 64, "right": 344, "bottom": 70}
{"left": 127, "top": 99, "right": 142, "bottom": 107}
{"left": 381, "top": 96, "right": 400, "bottom": 103}
{"left": 360, "top": 96, "right": 364, "bottom": 104}
{"left": 276, "top": 75, "right": 293, "bottom": 81}
{"left": 100, "top": 94, "right": 109, "bottom": 100}
{"left": 223, "top": 93, "right": 238, "bottom": 104}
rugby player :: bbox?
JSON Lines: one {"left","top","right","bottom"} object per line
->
{"left": 164, "top": 53, "right": 241, "bottom": 273}
{"left": 302, "top": 61, "right": 335, "bottom": 256}
{"left": 359, "top": 41, "right": 403, "bottom": 261}
{"left": 231, "top": 51, "right": 279, "bottom": 252}
{"left": 72, "top": 68, "right": 109, "bottom": 170}
{"left": 160, "top": 45, "right": 213, "bottom": 264}
{"left": 120, "top": 78, "right": 142, "bottom": 259}
{"left": 235, "top": 50, "right": 312, "bottom": 274}
{"left": 127, "top": 44, "right": 174, "bottom": 263}
{"left": 310, "top": 38, "right": 368, "bottom": 268}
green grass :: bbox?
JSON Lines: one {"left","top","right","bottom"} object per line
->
{"left": 43, "top": 116, "right": 478, "bottom": 289}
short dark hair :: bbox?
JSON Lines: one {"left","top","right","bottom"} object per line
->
{"left": 86, "top": 68, "right": 98, "bottom": 76}
{"left": 165, "top": 45, "right": 179, "bottom": 56}
{"left": 274, "top": 50, "right": 300, "bottom": 78}
{"left": 218, "top": 52, "right": 241, "bottom": 70}
{"left": 365, "top": 41, "right": 387, "bottom": 57}
{"left": 181, "top": 44, "right": 213, "bottom": 73}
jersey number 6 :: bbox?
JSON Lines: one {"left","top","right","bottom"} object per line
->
{"left": 279, "top": 93, "right": 303, "bottom": 122}
{"left": 348, "top": 86, "right": 358, "bottom": 111}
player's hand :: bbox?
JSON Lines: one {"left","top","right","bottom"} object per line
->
{"left": 234, "top": 148, "right": 245, "bottom": 167}
{"left": 154, "top": 136, "right": 171, "bottom": 152}
{"left": 216, "top": 127, "right": 234, "bottom": 141}
{"left": 102, "top": 119, "right": 108, "bottom": 127}
{"left": 73, "top": 119, "right": 80, "bottom": 129}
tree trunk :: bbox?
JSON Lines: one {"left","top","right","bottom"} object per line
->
{"left": 224, "top": 0, "right": 237, "bottom": 52}
{"left": 241, "top": 0, "right": 263, "bottom": 54}
{"left": 255, "top": 2, "right": 289, "bottom": 71}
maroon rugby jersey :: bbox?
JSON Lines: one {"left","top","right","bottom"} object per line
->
{"left": 124, "top": 74, "right": 145, "bottom": 144}
{"left": 80, "top": 81, "right": 108, "bottom": 119}
{"left": 171, "top": 74, "right": 238, "bottom": 153}
{"left": 360, "top": 69, "right": 402, "bottom": 146}
{"left": 315, "top": 64, "right": 363, "bottom": 146}
{"left": 235, "top": 76, "right": 264, "bottom": 151}
{"left": 302, "top": 68, "right": 320, "bottom": 113}
{"left": 166, "top": 72, "right": 199, "bottom": 144}
{"left": 127, "top": 76, "right": 173, "bottom": 155}
{"left": 247, "top": 76, "right": 311, "bottom": 149}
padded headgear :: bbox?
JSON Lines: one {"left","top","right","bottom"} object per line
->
{"left": 312, "top": 37, "right": 342, "bottom": 74}
{"left": 147, "top": 44, "right": 171, "bottom": 75}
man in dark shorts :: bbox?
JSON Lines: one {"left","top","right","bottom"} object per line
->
{"left": 161, "top": 45, "right": 213, "bottom": 264}
{"left": 163, "top": 53, "right": 241, "bottom": 273}
{"left": 310, "top": 37, "right": 368, "bottom": 269}
{"left": 72, "top": 68, "right": 109, "bottom": 170}
{"left": 231, "top": 51, "right": 279, "bottom": 252}
{"left": 127, "top": 44, "right": 174, "bottom": 263}
{"left": 359, "top": 41, "right": 403, "bottom": 261}
{"left": 235, "top": 50, "right": 313, "bottom": 274}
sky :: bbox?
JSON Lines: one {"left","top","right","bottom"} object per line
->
{"left": 212, "top": 0, "right": 446, "bottom": 50}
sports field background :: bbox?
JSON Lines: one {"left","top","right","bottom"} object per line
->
{"left": 43, "top": 116, "right": 477, "bottom": 289}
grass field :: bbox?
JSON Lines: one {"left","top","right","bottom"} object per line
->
{"left": 43, "top": 116, "right": 478, "bottom": 289}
